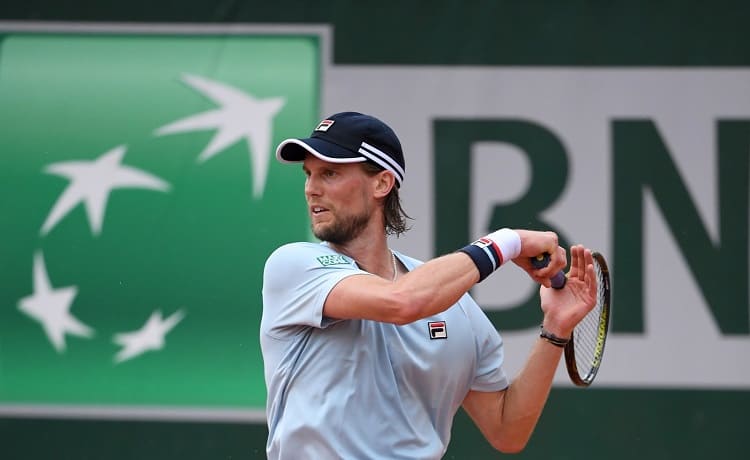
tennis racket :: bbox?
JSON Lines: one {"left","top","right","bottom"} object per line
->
{"left": 531, "top": 251, "right": 611, "bottom": 387}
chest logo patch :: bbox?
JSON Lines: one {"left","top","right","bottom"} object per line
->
{"left": 316, "top": 254, "right": 349, "bottom": 266}
{"left": 428, "top": 321, "right": 447, "bottom": 339}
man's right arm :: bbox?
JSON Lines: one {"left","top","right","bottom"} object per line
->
{"left": 324, "top": 230, "right": 566, "bottom": 324}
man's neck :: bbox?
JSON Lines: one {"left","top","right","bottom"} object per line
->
{"left": 328, "top": 229, "right": 393, "bottom": 280}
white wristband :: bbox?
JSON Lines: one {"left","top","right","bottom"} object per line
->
{"left": 486, "top": 228, "right": 521, "bottom": 263}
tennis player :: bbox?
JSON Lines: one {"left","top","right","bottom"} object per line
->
{"left": 261, "top": 111, "right": 597, "bottom": 459}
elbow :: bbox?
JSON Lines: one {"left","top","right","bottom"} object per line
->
{"left": 387, "top": 290, "right": 429, "bottom": 325}
{"left": 489, "top": 435, "right": 529, "bottom": 454}
{"left": 495, "top": 442, "right": 528, "bottom": 455}
{"left": 389, "top": 301, "right": 422, "bottom": 325}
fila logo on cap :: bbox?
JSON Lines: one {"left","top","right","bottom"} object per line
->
{"left": 428, "top": 321, "right": 447, "bottom": 339}
{"left": 315, "top": 119, "right": 334, "bottom": 132}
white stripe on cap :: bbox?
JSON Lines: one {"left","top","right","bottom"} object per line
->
{"left": 275, "top": 139, "right": 366, "bottom": 164}
{"left": 358, "top": 141, "right": 405, "bottom": 185}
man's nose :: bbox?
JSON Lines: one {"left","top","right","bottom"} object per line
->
{"left": 304, "top": 175, "right": 320, "bottom": 197}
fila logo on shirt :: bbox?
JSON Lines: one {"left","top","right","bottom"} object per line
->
{"left": 428, "top": 321, "right": 447, "bottom": 339}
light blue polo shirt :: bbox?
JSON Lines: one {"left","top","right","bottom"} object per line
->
{"left": 260, "top": 242, "right": 508, "bottom": 460}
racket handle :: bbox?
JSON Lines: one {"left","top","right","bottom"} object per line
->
{"left": 530, "top": 253, "right": 567, "bottom": 289}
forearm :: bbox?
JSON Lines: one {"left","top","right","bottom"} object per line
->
{"left": 393, "top": 228, "right": 525, "bottom": 321}
{"left": 323, "top": 251, "right": 484, "bottom": 324}
{"left": 393, "top": 252, "right": 481, "bottom": 320}
{"left": 496, "top": 339, "right": 563, "bottom": 451}
{"left": 325, "top": 229, "right": 563, "bottom": 324}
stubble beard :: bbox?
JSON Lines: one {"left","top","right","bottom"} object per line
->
{"left": 312, "top": 208, "right": 372, "bottom": 245}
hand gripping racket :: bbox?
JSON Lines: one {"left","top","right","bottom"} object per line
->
{"left": 531, "top": 252, "right": 611, "bottom": 387}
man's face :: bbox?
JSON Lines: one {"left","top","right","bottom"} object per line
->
{"left": 302, "top": 155, "right": 373, "bottom": 244}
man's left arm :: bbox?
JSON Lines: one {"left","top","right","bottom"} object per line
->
{"left": 462, "top": 339, "right": 563, "bottom": 453}
{"left": 462, "top": 245, "right": 597, "bottom": 453}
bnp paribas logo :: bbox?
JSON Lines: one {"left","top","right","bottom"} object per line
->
{"left": 0, "top": 30, "right": 319, "bottom": 411}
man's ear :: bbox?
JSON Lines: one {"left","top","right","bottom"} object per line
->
{"left": 373, "top": 170, "right": 396, "bottom": 199}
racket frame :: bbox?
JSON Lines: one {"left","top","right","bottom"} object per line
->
{"left": 563, "top": 251, "right": 611, "bottom": 387}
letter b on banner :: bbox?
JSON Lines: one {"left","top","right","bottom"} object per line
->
{"left": 434, "top": 119, "right": 569, "bottom": 330}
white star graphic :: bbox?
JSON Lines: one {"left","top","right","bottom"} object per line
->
{"left": 113, "top": 309, "right": 185, "bottom": 363}
{"left": 18, "top": 252, "right": 94, "bottom": 352}
{"left": 154, "top": 74, "right": 286, "bottom": 198}
{"left": 41, "top": 145, "right": 171, "bottom": 236}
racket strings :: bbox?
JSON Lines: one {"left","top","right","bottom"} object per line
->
{"left": 572, "top": 261, "right": 607, "bottom": 376}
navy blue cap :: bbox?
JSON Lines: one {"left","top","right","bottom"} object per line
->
{"left": 275, "top": 111, "right": 406, "bottom": 187}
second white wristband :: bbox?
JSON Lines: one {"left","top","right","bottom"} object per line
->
{"left": 485, "top": 228, "right": 521, "bottom": 263}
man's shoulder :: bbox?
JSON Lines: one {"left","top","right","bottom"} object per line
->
{"left": 266, "top": 242, "right": 353, "bottom": 268}
{"left": 270, "top": 241, "right": 323, "bottom": 255}
{"left": 268, "top": 241, "right": 336, "bottom": 259}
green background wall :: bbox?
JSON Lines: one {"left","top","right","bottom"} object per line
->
{"left": 1, "top": 2, "right": 748, "bottom": 459}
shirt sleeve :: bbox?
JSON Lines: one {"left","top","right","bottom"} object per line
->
{"left": 261, "top": 242, "right": 369, "bottom": 340}
{"left": 463, "top": 294, "right": 510, "bottom": 392}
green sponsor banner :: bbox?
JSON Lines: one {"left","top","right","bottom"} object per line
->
{"left": 0, "top": 32, "right": 318, "bottom": 409}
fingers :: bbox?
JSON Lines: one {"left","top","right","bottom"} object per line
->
{"left": 586, "top": 257, "right": 597, "bottom": 298}
{"left": 537, "top": 246, "right": 566, "bottom": 288}
{"left": 584, "top": 246, "right": 594, "bottom": 272}
{"left": 556, "top": 245, "right": 567, "bottom": 269}
{"left": 568, "top": 245, "right": 582, "bottom": 279}
{"left": 569, "top": 245, "right": 593, "bottom": 281}
{"left": 537, "top": 276, "right": 550, "bottom": 289}
{"left": 576, "top": 246, "right": 591, "bottom": 281}
{"left": 568, "top": 245, "right": 598, "bottom": 307}
{"left": 515, "top": 229, "right": 559, "bottom": 259}
{"left": 568, "top": 245, "right": 583, "bottom": 279}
